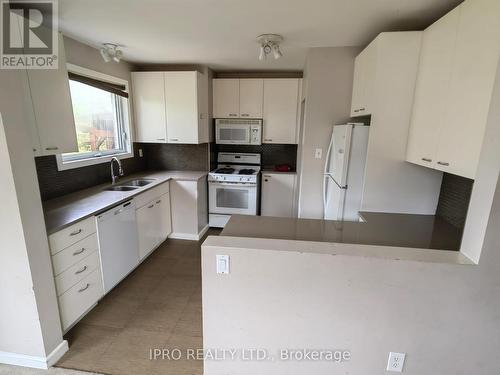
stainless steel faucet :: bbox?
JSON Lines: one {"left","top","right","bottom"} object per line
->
{"left": 110, "top": 157, "right": 124, "bottom": 185}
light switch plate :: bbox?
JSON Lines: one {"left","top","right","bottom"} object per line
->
{"left": 387, "top": 352, "right": 405, "bottom": 372}
{"left": 216, "top": 255, "right": 229, "bottom": 274}
{"left": 138, "top": 149, "right": 143, "bottom": 157}
{"left": 315, "top": 148, "right": 322, "bottom": 159}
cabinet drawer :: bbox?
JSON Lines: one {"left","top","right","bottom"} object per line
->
{"left": 54, "top": 251, "right": 100, "bottom": 296}
{"left": 52, "top": 233, "right": 99, "bottom": 276}
{"left": 58, "top": 269, "right": 103, "bottom": 331}
{"left": 49, "top": 216, "right": 97, "bottom": 255}
{"left": 134, "top": 182, "right": 169, "bottom": 209}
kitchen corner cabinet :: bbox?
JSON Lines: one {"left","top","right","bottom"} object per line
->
{"left": 350, "top": 42, "right": 377, "bottom": 117}
{"left": 25, "top": 33, "right": 78, "bottom": 155}
{"left": 406, "top": 0, "right": 500, "bottom": 179}
{"left": 261, "top": 172, "right": 297, "bottom": 218}
{"left": 262, "top": 79, "right": 300, "bottom": 144}
{"left": 135, "top": 183, "right": 172, "bottom": 261}
{"left": 212, "top": 78, "right": 264, "bottom": 118}
{"left": 132, "top": 71, "right": 208, "bottom": 144}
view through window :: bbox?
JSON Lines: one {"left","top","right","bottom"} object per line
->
{"left": 62, "top": 75, "right": 130, "bottom": 163}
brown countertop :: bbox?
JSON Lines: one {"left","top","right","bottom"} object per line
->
{"left": 43, "top": 170, "right": 207, "bottom": 235}
{"left": 221, "top": 212, "right": 463, "bottom": 251}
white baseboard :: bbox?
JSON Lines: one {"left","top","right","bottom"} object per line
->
{"left": 0, "top": 340, "right": 68, "bottom": 369}
{"left": 169, "top": 224, "right": 209, "bottom": 241}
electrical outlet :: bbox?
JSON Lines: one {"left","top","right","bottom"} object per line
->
{"left": 387, "top": 352, "right": 405, "bottom": 372}
{"left": 138, "top": 149, "right": 143, "bottom": 157}
{"left": 315, "top": 148, "right": 322, "bottom": 159}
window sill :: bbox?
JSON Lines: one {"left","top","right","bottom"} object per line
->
{"left": 55, "top": 151, "right": 134, "bottom": 171}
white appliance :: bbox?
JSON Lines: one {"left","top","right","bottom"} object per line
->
{"left": 215, "top": 119, "right": 262, "bottom": 145}
{"left": 209, "top": 152, "right": 261, "bottom": 228}
{"left": 323, "top": 123, "right": 369, "bottom": 221}
{"left": 96, "top": 200, "right": 139, "bottom": 294}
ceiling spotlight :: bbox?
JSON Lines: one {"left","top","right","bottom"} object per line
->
{"left": 100, "top": 43, "right": 123, "bottom": 63}
{"left": 256, "top": 34, "right": 284, "bottom": 61}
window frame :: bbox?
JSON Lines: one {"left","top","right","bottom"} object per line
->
{"left": 56, "top": 64, "right": 135, "bottom": 171}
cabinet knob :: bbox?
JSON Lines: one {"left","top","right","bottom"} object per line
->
{"left": 437, "top": 161, "right": 450, "bottom": 166}
{"left": 421, "top": 158, "right": 432, "bottom": 162}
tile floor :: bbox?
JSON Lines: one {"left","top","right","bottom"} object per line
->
{"left": 56, "top": 230, "right": 219, "bottom": 375}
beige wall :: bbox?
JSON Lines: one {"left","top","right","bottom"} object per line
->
{"left": 298, "top": 47, "right": 361, "bottom": 218}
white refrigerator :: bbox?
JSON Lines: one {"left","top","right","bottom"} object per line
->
{"left": 323, "top": 123, "right": 369, "bottom": 221}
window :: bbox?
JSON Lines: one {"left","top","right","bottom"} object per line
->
{"left": 57, "top": 65, "right": 133, "bottom": 170}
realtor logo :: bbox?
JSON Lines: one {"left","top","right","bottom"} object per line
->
{"left": 1, "top": 0, "right": 58, "bottom": 69}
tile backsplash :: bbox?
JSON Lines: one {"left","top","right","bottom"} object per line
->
{"left": 436, "top": 172, "right": 474, "bottom": 229}
{"left": 35, "top": 142, "right": 209, "bottom": 201}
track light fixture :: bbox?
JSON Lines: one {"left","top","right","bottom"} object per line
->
{"left": 256, "top": 34, "right": 283, "bottom": 61}
{"left": 100, "top": 43, "right": 123, "bottom": 63}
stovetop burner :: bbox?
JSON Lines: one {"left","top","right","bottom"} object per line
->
{"left": 214, "top": 167, "right": 235, "bottom": 174}
{"left": 238, "top": 169, "right": 256, "bottom": 175}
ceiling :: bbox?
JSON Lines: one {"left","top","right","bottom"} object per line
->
{"left": 59, "top": 0, "right": 463, "bottom": 71}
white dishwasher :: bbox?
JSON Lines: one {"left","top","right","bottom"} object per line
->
{"left": 96, "top": 200, "right": 139, "bottom": 294}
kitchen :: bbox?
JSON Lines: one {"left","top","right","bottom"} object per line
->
{"left": 0, "top": 0, "right": 499, "bottom": 374}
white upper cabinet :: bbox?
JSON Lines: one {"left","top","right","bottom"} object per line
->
{"left": 406, "top": 6, "right": 460, "bottom": 168}
{"left": 350, "top": 42, "right": 377, "bottom": 117}
{"left": 165, "top": 71, "right": 200, "bottom": 143}
{"left": 26, "top": 34, "right": 78, "bottom": 155}
{"left": 132, "top": 71, "right": 208, "bottom": 144}
{"left": 132, "top": 72, "right": 167, "bottom": 143}
{"left": 262, "top": 79, "right": 300, "bottom": 144}
{"left": 436, "top": 0, "right": 500, "bottom": 178}
{"left": 407, "top": 0, "right": 500, "bottom": 179}
{"left": 213, "top": 79, "right": 240, "bottom": 118}
{"left": 239, "top": 79, "right": 264, "bottom": 118}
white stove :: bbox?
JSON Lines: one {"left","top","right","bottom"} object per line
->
{"left": 208, "top": 153, "right": 261, "bottom": 228}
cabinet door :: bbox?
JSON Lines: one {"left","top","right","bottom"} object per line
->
{"left": 436, "top": 0, "right": 500, "bottom": 178}
{"left": 165, "top": 71, "right": 199, "bottom": 143}
{"left": 213, "top": 79, "right": 239, "bottom": 118}
{"left": 360, "top": 42, "right": 377, "bottom": 116}
{"left": 261, "top": 173, "right": 296, "bottom": 217}
{"left": 406, "top": 6, "right": 460, "bottom": 168}
{"left": 239, "top": 79, "right": 263, "bottom": 118}
{"left": 132, "top": 72, "right": 167, "bottom": 143}
{"left": 350, "top": 54, "right": 364, "bottom": 117}
{"left": 157, "top": 192, "right": 172, "bottom": 241}
{"left": 262, "top": 79, "right": 300, "bottom": 144}
{"left": 27, "top": 34, "right": 78, "bottom": 155}
{"left": 136, "top": 202, "right": 159, "bottom": 261}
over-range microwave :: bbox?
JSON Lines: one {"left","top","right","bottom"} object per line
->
{"left": 215, "top": 119, "right": 262, "bottom": 145}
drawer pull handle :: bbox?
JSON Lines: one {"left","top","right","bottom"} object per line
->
{"left": 156, "top": 200, "right": 161, "bottom": 204}
{"left": 170, "top": 138, "right": 179, "bottom": 142}
{"left": 229, "top": 113, "right": 238, "bottom": 117}
{"left": 354, "top": 109, "right": 360, "bottom": 113}
{"left": 241, "top": 114, "right": 249, "bottom": 117}
{"left": 359, "top": 107, "right": 366, "bottom": 111}
{"left": 421, "top": 158, "right": 432, "bottom": 162}
{"left": 437, "top": 161, "right": 450, "bottom": 166}
{"left": 75, "top": 266, "right": 88, "bottom": 275}
{"left": 70, "top": 229, "right": 82, "bottom": 236}
{"left": 264, "top": 139, "right": 272, "bottom": 142}
{"left": 157, "top": 138, "right": 165, "bottom": 141}
{"left": 73, "top": 248, "right": 85, "bottom": 256}
{"left": 45, "top": 147, "right": 59, "bottom": 151}
{"left": 78, "top": 283, "right": 90, "bottom": 293}
{"left": 148, "top": 204, "right": 154, "bottom": 208}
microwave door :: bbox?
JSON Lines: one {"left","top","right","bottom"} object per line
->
{"left": 217, "top": 125, "right": 251, "bottom": 144}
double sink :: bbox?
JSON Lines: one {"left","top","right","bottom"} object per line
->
{"left": 104, "top": 178, "right": 156, "bottom": 192}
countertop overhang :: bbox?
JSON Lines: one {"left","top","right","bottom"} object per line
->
{"left": 221, "top": 212, "right": 463, "bottom": 252}
{"left": 43, "top": 170, "right": 207, "bottom": 234}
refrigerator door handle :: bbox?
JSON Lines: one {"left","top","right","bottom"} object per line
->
{"left": 323, "top": 174, "right": 328, "bottom": 213}
{"left": 324, "top": 133, "right": 334, "bottom": 175}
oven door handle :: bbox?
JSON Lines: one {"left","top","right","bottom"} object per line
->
{"left": 209, "top": 181, "right": 257, "bottom": 187}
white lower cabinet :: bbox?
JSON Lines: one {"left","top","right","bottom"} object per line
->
{"left": 48, "top": 218, "right": 104, "bottom": 332}
{"left": 58, "top": 269, "right": 104, "bottom": 331}
{"left": 136, "top": 183, "right": 172, "bottom": 261}
{"left": 261, "top": 173, "right": 297, "bottom": 218}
